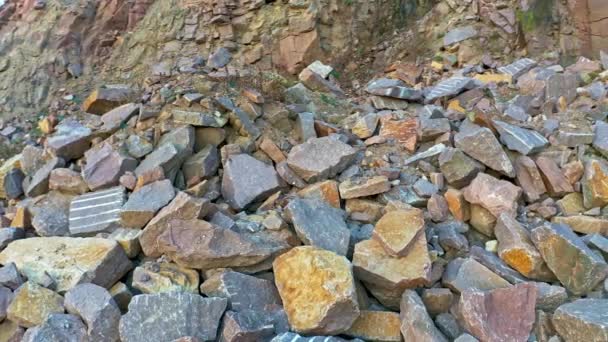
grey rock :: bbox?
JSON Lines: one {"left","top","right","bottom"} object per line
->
{"left": 0, "top": 286, "right": 13, "bottom": 321}
{"left": 287, "top": 137, "right": 357, "bottom": 183}
{"left": 546, "top": 72, "right": 578, "bottom": 104}
{"left": 493, "top": 120, "right": 548, "bottom": 155}
{"left": 454, "top": 123, "right": 515, "bottom": 177}
{"left": 296, "top": 112, "right": 317, "bottom": 142}
{"left": 286, "top": 197, "right": 350, "bottom": 255}
{"left": 503, "top": 104, "right": 530, "bottom": 122}
{"left": 553, "top": 299, "right": 608, "bottom": 342}
{"left": 454, "top": 334, "right": 479, "bottom": 342}
{"left": 601, "top": 50, "right": 608, "bottom": 70}
{"left": 271, "top": 332, "right": 356, "bottom": 342}
{"left": 400, "top": 290, "right": 448, "bottom": 342}
{"left": 119, "top": 292, "right": 227, "bottom": 342}
{"left": 438, "top": 147, "right": 484, "bottom": 188}
{"left": 4, "top": 169, "right": 24, "bottom": 199}
{"left": 69, "top": 186, "right": 126, "bottom": 236}
{"left": 121, "top": 180, "right": 176, "bottom": 229}
{"left": 29, "top": 191, "right": 72, "bottom": 237}
{"left": 219, "top": 309, "right": 288, "bottom": 342}
{"left": 100, "top": 103, "right": 139, "bottom": 133}
{"left": 22, "top": 314, "right": 88, "bottom": 342}
{"left": 46, "top": 120, "right": 92, "bottom": 160}
{"left": 172, "top": 109, "right": 228, "bottom": 127}
{"left": 443, "top": 26, "right": 477, "bottom": 46}
{"left": 365, "top": 78, "right": 423, "bottom": 101}
{"left": 593, "top": 120, "right": 608, "bottom": 158}
{"left": 222, "top": 154, "right": 282, "bottom": 210}
{"left": 435, "top": 313, "right": 462, "bottom": 340}
{"left": 498, "top": 58, "right": 537, "bottom": 80}
{"left": 134, "top": 143, "right": 181, "bottom": 178}
{"left": 470, "top": 246, "right": 528, "bottom": 284}
{"left": 413, "top": 178, "right": 438, "bottom": 197}
{"left": 25, "top": 157, "right": 64, "bottom": 197}
{"left": 0, "top": 263, "right": 24, "bottom": 290}
{"left": 0, "top": 228, "right": 25, "bottom": 251}
{"left": 65, "top": 283, "right": 121, "bottom": 342}
{"left": 208, "top": 47, "right": 232, "bottom": 69}
{"left": 126, "top": 135, "right": 154, "bottom": 159}
{"left": 404, "top": 144, "right": 446, "bottom": 166}
{"left": 587, "top": 82, "right": 606, "bottom": 101}
{"left": 83, "top": 142, "right": 138, "bottom": 191}
{"left": 419, "top": 117, "right": 451, "bottom": 142}
{"left": 182, "top": 145, "right": 219, "bottom": 187}
{"left": 532, "top": 282, "right": 567, "bottom": 312}
{"left": 216, "top": 97, "right": 261, "bottom": 140}
{"left": 426, "top": 77, "right": 475, "bottom": 102}
{"left": 443, "top": 257, "right": 511, "bottom": 293}
{"left": 200, "top": 270, "right": 281, "bottom": 312}
{"left": 276, "top": 161, "right": 307, "bottom": 188}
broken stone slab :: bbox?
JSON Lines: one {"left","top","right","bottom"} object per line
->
{"left": 3, "top": 168, "right": 24, "bottom": 200}
{"left": 0, "top": 228, "right": 25, "bottom": 251}
{"left": 426, "top": 77, "right": 475, "bottom": 102}
{"left": 463, "top": 173, "right": 522, "bottom": 218}
{"left": 546, "top": 72, "right": 578, "bottom": 104}
{"left": 470, "top": 246, "right": 528, "bottom": 284}
{"left": 299, "top": 68, "right": 346, "bottom": 98}
{"left": 443, "top": 26, "right": 477, "bottom": 46}
{"left": 514, "top": 156, "right": 547, "bottom": 202}
{"left": 273, "top": 246, "right": 360, "bottom": 335}
{"left": 139, "top": 191, "right": 209, "bottom": 257}
{"left": 285, "top": 197, "right": 350, "bottom": 256}
{"left": 28, "top": 191, "right": 72, "bottom": 237}
{"left": 99, "top": 103, "right": 139, "bottom": 133}
{"left": 103, "top": 228, "right": 141, "bottom": 258}
{"left": 271, "top": 332, "right": 354, "bottom": 342}
{"left": 200, "top": 270, "right": 281, "bottom": 312}
{"left": 419, "top": 116, "right": 451, "bottom": 142}
{"left": 295, "top": 112, "right": 317, "bottom": 142}
{"left": 286, "top": 136, "right": 357, "bottom": 183}
{"left": 593, "top": 120, "right": 608, "bottom": 158}
{"left": 338, "top": 176, "right": 390, "bottom": 199}
{"left": 7, "top": 282, "right": 64, "bottom": 328}
{"left": 0, "top": 237, "right": 132, "bottom": 293}
{"left": 0, "top": 263, "right": 24, "bottom": 290}
{"left": 352, "top": 113, "right": 379, "bottom": 139}
{"left": 454, "top": 283, "right": 537, "bottom": 342}
{"left": 421, "top": 288, "right": 454, "bottom": 317}
{"left": 119, "top": 292, "right": 227, "bottom": 342}
{"left": 46, "top": 120, "right": 92, "bottom": 161}
{"left": 495, "top": 213, "right": 555, "bottom": 281}
{"left": 353, "top": 235, "right": 431, "bottom": 291}
{"left": 531, "top": 223, "right": 608, "bottom": 295}
{"left": 172, "top": 109, "right": 228, "bottom": 127}
{"left": 69, "top": 186, "right": 126, "bottom": 236}
{"left": 21, "top": 313, "right": 87, "bottom": 342}
{"left": 134, "top": 143, "right": 182, "bottom": 180}
{"left": 298, "top": 180, "right": 341, "bottom": 208}
{"left": 276, "top": 161, "right": 307, "bottom": 188}
{"left": 498, "top": 58, "right": 537, "bottom": 80}
{"left": 372, "top": 209, "right": 425, "bottom": 257}
{"left": 65, "top": 283, "right": 121, "bottom": 342}
{"left": 379, "top": 118, "right": 418, "bottom": 152}
{"left": 438, "top": 147, "right": 484, "bottom": 188}
{"left": 157, "top": 219, "right": 289, "bottom": 270}
{"left": 553, "top": 299, "right": 608, "bottom": 342}
{"left": 0, "top": 154, "right": 23, "bottom": 200}
{"left": 83, "top": 142, "right": 138, "bottom": 191}
{"left": 400, "top": 290, "right": 448, "bottom": 342}
{"left": 216, "top": 97, "right": 261, "bottom": 139}
{"left": 49, "top": 168, "right": 89, "bottom": 195}
{"left": 208, "top": 47, "right": 232, "bottom": 69}
{"left": 536, "top": 156, "right": 574, "bottom": 197}
{"left": 493, "top": 120, "right": 548, "bottom": 155}
{"left": 454, "top": 123, "right": 515, "bottom": 177}
{"left": 404, "top": 143, "right": 446, "bottom": 166}
{"left": 344, "top": 310, "right": 401, "bottom": 342}
{"left": 126, "top": 135, "right": 153, "bottom": 159}
{"left": 553, "top": 215, "right": 608, "bottom": 235}
{"left": 532, "top": 282, "right": 568, "bottom": 312}
{"left": 219, "top": 309, "right": 288, "bottom": 342}
{"left": 365, "top": 78, "right": 423, "bottom": 101}
{"left": 582, "top": 158, "right": 608, "bottom": 209}
{"left": 442, "top": 257, "right": 511, "bottom": 293}
{"left": 83, "top": 87, "right": 135, "bottom": 115}
{"left": 131, "top": 261, "right": 199, "bottom": 294}
{"left": 221, "top": 154, "right": 282, "bottom": 211}
{"left": 121, "top": 179, "right": 176, "bottom": 229}
{"left": 25, "top": 157, "right": 64, "bottom": 198}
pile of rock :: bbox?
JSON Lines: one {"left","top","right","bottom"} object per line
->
{"left": 0, "top": 54, "right": 607, "bottom": 341}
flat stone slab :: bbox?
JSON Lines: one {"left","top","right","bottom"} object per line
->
{"left": 553, "top": 299, "right": 608, "bottom": 342}
{"left": 426, "top": 77, "right": 475, "bottom": 102}
{"left": 498, "top": 58, "right": 537, "bottom": 79}
{"left": 69, "top": 186, "right": 126, "bottom": 236}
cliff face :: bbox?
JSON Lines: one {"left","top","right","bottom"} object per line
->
{"left": 0, "top": 0, "right": 606, "bottom": 116}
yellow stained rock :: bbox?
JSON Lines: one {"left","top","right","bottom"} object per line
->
{"left": 7, "top": 282, "right": 64, "bottom": 328}
{"left": 0, "top": 154, "right": 21, "bottom": 199}
{"left": 447, "top": 100, "right": 466, "bottom": 113}
{"left": 474, "top": 73, "right": 512, "bottom": 84}
{"left": 344, "top": 310, "right": 402, "bottom": 342}
{"left": 372, "top": 209, "right": 425, "bottom": 256}
{"left": 273, "top": 246, "right": 360, "bottom": 335}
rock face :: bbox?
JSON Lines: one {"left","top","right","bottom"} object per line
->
{"left": 119, "top": 292, "right": 227, "bottom": 342}
{"left": 553, "top": 299, "right": 608, "bottom": 342}
{"left": 286, "top": 137, "right": 357, "bottom": 183}
{"left": 273, "top": 246, "right": 360, "bottom": 335}
{"left": 455, "top": 283, "right": 537, "bottom": 342}
{"left": 0, "top": 237, "right": 132, "bottom": 292}
{"left": 222, "top": 154, "right": 282, "bottom": 210}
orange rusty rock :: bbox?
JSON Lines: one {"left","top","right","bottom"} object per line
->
{"left": 444, "top": 188, "right": 470, "bottom": 222}
{"left": 298, "top": 180, "right": 341, "bottom": 208}
{"left": 372, "top": 209, "right": 425, "bottom": 257}
{"left": 344, "top": 310, "right": 402, "bottom": 342}
{"left": 379, "top": 118, "right": 418, "bottom": 153}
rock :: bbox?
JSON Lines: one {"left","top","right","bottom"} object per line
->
{"left": 353, "top": 235, "right": 431, "bottom": 291}
{"left": 531, "top": 223, "right": 608, "bottom": 295}
{"left": 419, "top": 117, "right": 451, "bottom": 142}
{"left": 557, "top": 192, "right": 586, "bottom": 216}
{"left": 428, "top": 194, "right": 449, "bottom": 222}
{"left": 285, "top": 197, "right": 350, "bottom": 256}
{"left": 215, "top": 97, "right": 261, "bottom": 139}
{"left": 0, "top": 237, "right": 132, "bottom": 292}
{"left": 0, "top": 263, "right": 24, "bottom": 290}
{"left": 514, "top": 156, "right": 547, "bottom": 202}
{"left": 49, "top": 168, "right": 88, "bottom": 194}
{"left": 493, "top": 120, "right": 548, "bottom": 155}
{"left": 100, "top": 103, "right": 139, "bottom": 132}
{"left": 352, "top": 113, "right": 379, "bottom": 139}
{"left": 469, "top": 246, "right": 528, "bottom": 284}
{"left": 536, "top": 156, "right": 574, "bottom": 196}
{"left": 105, "top": 228, "right": 142, "bottom": 258}
{"left": 365, "top": 78, "right": 423, "bottom": 101}
{"left": 593, "top": 121, "right": 608, "bottom": 157}
{"left": 442, "top": 257, "right": 511, "bottom": 293}
{"left": 131, "top": 261, "right": 199, "bottom": 294}
{"left": 222, "top": 154, "right": 282, "bottom": 211}
{"left": 444, "top": 189, "right": 470, "bottom": 221}
{"left": 7, "top": 282, "right": 64, "bottom": 328}
{"left": 454, "top": 283, "right": 537, "bottom": 342}
{"left": 134, "top": 143, "right": 182, "bottom": 180}
{"left": 46, "top": 121, "right": 92, "bottom": 160}
{"left": 157, "top": 219, "right": 288, "bottom": 270}
{"left": 553, "top": 299, "right": 608, "bottom": 341}
{"left": 379, "top": 118, "right": 418, "bottom": 152}
{"left": 498, "top": 58, "right": 537, "bottom": 80}
{"left": 109, "top": 282, "right": 132, "bottom": 312}
{"left": 298, "top": 180, "right": 341, "bottom": 208}
{"left": 0, "top": 228, "right": 25, "bottom": 251}
{"left": 271, "top": 332, "right": 352, "bottom": 342}
{"left": 21, "top": 314, "right": 87, "bottom": 342}
{"left": 546, "top": 72, "right": 578, "bottom": 104}
{"left": 495, "top": 214, "right": 554, "bottom": 281}
{"left": 286, "top": 137, "right": 357, "bottom": 183}
{"left": 345, "top": 199, "right": 384, "bottom": 223}
{"left": 554, "top": 215, "right": 608, "bottom": 235}
{"left": 208, "top": 47, "right": 232, "bottom": 69}
{"left": 435, "top": 313, "right": 462, "bottom": 340}
{"left": 463, "top": 173, "right": 522, "bottom": 218}
{"left": 276, "top": 161, "right": 307, "bottom": 188}
{"left": 3, "top": 169, "right": 24, "bottom": 200}
{"left": 259, "top": 137, "right": 286, "bottom": 164}
{"left": 68, "top": 186, "right": 125, "bottom": 236}
{"left": 182, "top": 145, "right": 219, "bottom": 187}
{"left": 121, "top": 179, "right": 176, "bottom": 228}
{"left": 338, "top": 176, "right": 390, "bottom": 199}
{"left": 422, "top": 288, "right": 454, "bottom": 316}
{"left": 0, "top": 155, "right": 23, "bottom": 200}
{"left": 532, "top": 282, "right": 567, "bottom": 312}
{"left": 400, "top": 290, "right": 448, "bottom": 342}
{"left": 126, "top": 135, "right": 153, "bottom": 159}
{"left": 0, "top": 286, "right": 12, "bottom": 321}
{"left": 83, "top": 87, "right": 135, "bottom": 115}
{"left": 83, "top": 143, "right": 138, "bottom": 191}
{"left": 25, "top": 157, "right": 64, "bottom": 197}
{"left": 443, "top": 26, "right": 477, "bottom": 46}
{"left": 65, "top": 283, "right": 121, "bottom": 342}
{"left": 118, "top": 292, "right": 227, "bottom": 342}
{"left": 426, "top": 77, "right": 475, "bottom": 102}
{"left": 219, "top": 309, "right": 287, "bottom": 342}
{"left": 469, "top": 203, "right": 497, "bottom": 237}
{"left": 272, "top": 246, "right": 359, "bottom": 335}
{"left": 583, "top": 158, "right": 608, "bottom": 209}
{"left": 344, "top": 310, "right": 401, "bottom": 342}
{"left": 454, "top": 124, "right": 515, "bottom": 177}
{"left": 200, "top": 270, "right": 281, "bottom": 312}
{"left": 172, "top": 109, "right": 228, "bottom": 127}
{"left": 299, "top": 68, "right": 345, "bottom": 98}
{"left": 372, "top": 209, "right": 425, "bottom": 257}
{"left": 140, "top": 191, "right": 209, "bottom": 257}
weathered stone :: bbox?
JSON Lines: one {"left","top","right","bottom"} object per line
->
{"left": 455, "top": 283, "right": 537, "bottom": 342}
{"left": 0, "top": 286, "right": 12, "bottom": 321}
{"left": 0, "top": 237, "right": 132, "bottom": 292}
{"left": 109, "top": 282, "right": 132, "bottom": 313}
{"left": 532, "top": 223, "right": 608, "bottom": 295}
{"left": 106, "top": 228, "right": 141, "bottom": 258}
{"left": 0, "top": 154, "right": 22, "bottom": 200}
{"left": 208, "top": 47, "right": 232, "bottom": 69}
{"left": 287, "top": 137, "right": 357, "bottom": 183}
{"left": 182, "top": 145, "right": 219, "bottom": 187}
{"left": 0, "top": 228, "right": 25, "bottom": 251}
{"left": 25, "top": 157, "right": 64, "bottom": 198}
{"left": 444, "top": 188, "right": 470, "bottom": 222}
{"left": 372, "top": 209, "right": 424, "bottom": 257}
{"left": 157, "top": 219, "right": 288, "bottom": 270}
{"left": 345, "top": 199, "right": 384, "bottom": 223}
{"left": 493, "top": 120, "right": 548, "bottom": 155}
{"left": 65, "top": 283, "right": 121, "bottom": 342}
{"left": 498, "top": 58, "right": 537, "bottom": 80}
{"left": 454, "top": 124, "right": 515, "bottom": 177}
{"left": 352, "top": 113, "right": 379, "bottom": 139}
{"left": 7, "top": 282, "right": 64, "bottom": 328}
{"left": 557, "top": 192, "right": 585, "bottom": 216}
{"left": 546, "top": 72, "right": 578, "bottom": 104}
{"left": 295, "top": 112, "right": 317, "bottom": 142}
{"left": 428, "top": 194, "right": 449, "bottom": 222}
{"left": 532, "top": 282, "right": 567, "bottom": 312}
{"left": 46, "top": 121, "right": 92, "bottom": 160}
{"left": 259, "top": 137, "right": 286, "bottom": 164}
{"left": 200, "top": 270, "right": 281, "bottom": 312}
{"left": 426, "top": 77, "right": 475, "bottom": 102}
{"left": 439, "top": 147, "right": 486, "bottom": 190}
{"left": 285, "top": 197, "right": 350, "bottom": 255}
{"left": 344, "top": 310, "right": 401, "bottom": 341}
{"left": 339, "top": 176, "right": 390, "bottom": 199}
{"left": 470, "top": 246, "right": 528, "bottom": 284}
{"left": 49, "top": 168, "right": 88, "bottom": 195}
{"left": 495, "top": 213, "right": 554, "bottom": 281}
{"left": 216, "top": 97, "right": 261, "bottom": 139}
{"left": 442, "top": 257, "right": 510, "bottom": 293}
{"left": 126, "top": 135, "right": 153, "bottom": 159}
{"left": 443, "top": 26, "right": 477, "bottom": 46}
{"left": 134, "top": 143, "right": 182, "bottom": 180}
{"left": 514, "top": 156, "right": 546, "bottom": 202}
{"left": 273, "top": 246, "right": 359, "bottom": 335}
{"left": 298, "top": 180, "right": 341, "bottom": 208}
{"left": 593, "top": 120, "right": 608, "bottom": 157}
{"left": 219, "top": 309, "right": 286, "bottom": 342}
{"left": 271, "top": 332, "right": 352, "bottom": 342}
{"left": 463, "top": 173, "right": 522, "bottom": 218}
{"left": 69, "top": 186, "right": 126, "bottom": 236}
{"left": 353, "top": 235, "right": 431, "bottom": 290}
{"left": 379, "top": 118, "right": 418, "bottom": 152}
{"left": 583, "top": 158, "right": 608, "bottom": 209}
{"left": 21, "top": 313, "right": 87, "bottom": 342}
{"left": 365, "top": 78, "right": 423, "bottom": 101}
{"left": 131, "top": 261, "right": 199, "bottom": 294}
{"left": 0, "top": 319, "right": 24, "bottom": 342}
{"left": 3, "top": 168, "right": 24, "bottom": 200}
{"left": 100, "top": 103, "right": 139, "bottom": 132}
{"left": 536, "top": 156, "right": 574, "bottom": 197}
{"left": 469, "top": 204, "right": 497, "bottom": 235}
{"left": 83, "top": 143, "right": 138, "bottom": 191}
{"left": 553, "top": 299, "right": 608, "bottom": 342}
{"left": 121, "top": 179, "right": 176, "bottom": 229}
{"left": 554, "top": 215, "right": 608, "bottom": 235}
{"left": 435, "top": 313, "right": 462, "bottom": 340}
{"left": 119, "top": 292, "right": 227, "bottom": 342}
{"left": 276, "top": 161, "right": 307, "bottom": 188}
{"left": 400, "top": 290, "right": 448, "bottom": 342}
{"left": 0, "top": 263, "right": 24, "bottom": 290}
{"left": 222, "top": 154, "right": 282, "bottom": 210}
{"left": 172, "top": 109, "right": 228, "bottom": 127}
{"left": 83, "top": 87, "right": 134, "bottom": 115}
{"left": 140, "top": 191, "right": 209, "bottom": 257}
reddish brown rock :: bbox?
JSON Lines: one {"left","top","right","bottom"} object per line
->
{"left": 259, "top": 137, "right": 286, "bottom": 164}
{"left": 444, "top": 188, "right": 470, "bottom": 222}
{"left": 379, "top": 118, "right": 418, "bottom": 152}
{"left": 372, "top": 209, "right": 425, "bottom": 257}
{"left": 514, "top": 156, "right": 546, "bottom": 202}
{"left": 83, "top": 143, "right": 138, "bottom": 191}
{"left": 582, "top": 158, "right": 608, "bottom": 209}
{"left": 275, "top": 30, "right": 321, "bottom": 75}
{"left": 469, "top": 204, "right": 497, "bottom": 237}
{"left": 345, "top": 199, "right": 384, "bottom": 223}
{"left": 298, "top": 180, "right": 341, "bottom": 208}
{"left": 338, "top": 176, "right": 391, "bottom": 199}
{"left": 562, "top": 160, "right": 584, "bottom": 185}
{"left": 463, "top": 173, "right": 522, "bottom": 218}
{"left": 536, "top": 156, "right": 574, "bottom": 197}
{"left": 428, "top": 194, "right": 449, "bottom": 222}
{"left": 48, "top": 168, "right": 89, "bottom": 195}
{"left": 455, "top": 283, "right": 537, "bottom": 342}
